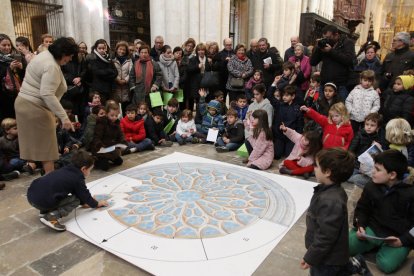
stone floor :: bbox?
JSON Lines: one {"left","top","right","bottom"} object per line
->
{"left": 0, "top": 144, "right": 412, "bottom": 276}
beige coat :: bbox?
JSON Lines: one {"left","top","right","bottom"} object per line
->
{"left": 113, "top": 58, "right": 132, "bottom": 103}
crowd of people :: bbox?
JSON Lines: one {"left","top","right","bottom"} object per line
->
{"left": 1, "top": 24, "right": 414, "bottom": 274}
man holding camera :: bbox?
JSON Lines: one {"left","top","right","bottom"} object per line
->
{"left": 310, "top": 25, "right": 356, "bottom": 100}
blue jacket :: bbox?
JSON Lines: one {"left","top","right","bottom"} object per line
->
{"left": 199, "top": 98, "right": 225, "bottom": 131}
{"left": 27, "top": 165, "right": 98, "bottom": 209}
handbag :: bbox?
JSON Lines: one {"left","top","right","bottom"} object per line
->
{"left": 230, "top": 77, "right": 244, "bottom": 89}
{"left": 200, "top": 71, "right": 219, "bottom": 89}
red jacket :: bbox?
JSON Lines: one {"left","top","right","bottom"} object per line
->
{"left": 306, "top": 108, "right": 354, "bottom": 149}
{"left": 120, "top": 116, "right": 146, "bottom": 143}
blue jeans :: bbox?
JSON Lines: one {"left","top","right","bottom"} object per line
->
{"left": 216, "top": 137, "right": 240, "bottom": 151}
{"left": 175, "top": 133, "right": 194, "bottom": 143}
{"left": 9, "top": 158, "right": 26, "bottom": 170}
{"left": 127, "top": 138, "right": 153, "bottom": 151}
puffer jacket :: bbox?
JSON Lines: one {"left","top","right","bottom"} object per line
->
{"left": 199, "top": 99, "right": 224, "bottom": 132}
{"left": 306, "top": 108, "right": 354, "bottom": 149}
{"left": 120, "top": 116, "right": 146, "bottom": 143}
{"left": 382, "top": 89, "right": 414, "bottom": 126}
{"left": 113, "top": 57, "right": 132, "bottom": 103}
{"left": 304, "top": 183, "right": 349, "bottom": 266}
{"left": 345, "top": 84, "right": 380, "bottom": 122}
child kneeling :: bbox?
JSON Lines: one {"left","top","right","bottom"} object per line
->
{"left": 350, "top": 150, "right": 414, "bottom": 274}
{"left": 27, "top": 150, "right": 108, "bottom": 231}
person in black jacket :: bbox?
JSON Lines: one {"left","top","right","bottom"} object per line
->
{"left": 144, "top": 109, "right": 173, "bottom": 147}
{"left": 215, "top": 109, "right": 244, "bottom": 152}
{"left": 301, "top": 148, "right": 355, "bottom": 275}
{"left": 251, "top": 37, "right": 283, "bottom": 88}
{"left": 86, "top": 39, "right": 117, "bottom": 102}
{"left": 350, "top": 150, "right": 414, "bottom": 274}
{"left": 310, "top": 25, "right": 356, "bottom": 100}
{"left": 27, "top": 150, "right": 108, "bottom": 231}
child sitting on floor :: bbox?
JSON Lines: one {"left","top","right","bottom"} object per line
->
{"left": 196, "top": 88, "right": 224, "bottom": 141}
{"left": 144, "top": 109, "right": 173, "bottom": 147}
{"left": 215, "top": 109, "right": 244, "bottom": 152}
{"left": 244, "top": 109, "right": 274, "bottom": 170}
{"left": 175, "top": 109, "right": 197, "bottom": 145}
{"left": 278, "top": 127, "right": 322, "bottom": 179}
{"left": 27, "top": 150, "right": 108, "bottom": 231}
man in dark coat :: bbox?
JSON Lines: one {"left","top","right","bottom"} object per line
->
{"left": 216, "top": 38, "right": 235, "bottom": 101}
{"left": 150, "top": 35, "right": 164, "bottom": 62}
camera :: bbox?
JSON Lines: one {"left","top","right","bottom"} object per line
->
{"left": 12, "top": 53, "right": 22, "bottom": 62}
{"left": 317, "top": 38, "right": 331, "bottom": 48}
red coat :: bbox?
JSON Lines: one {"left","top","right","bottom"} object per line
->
{"left": 120, "top": 116, "right": 146, "bottom": 143}
{"left": 306, "top": 109, "right": 354, "bottom": 149}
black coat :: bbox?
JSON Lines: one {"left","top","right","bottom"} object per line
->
{"left": 86, "top": 54, "right": 117, "bottom": 99}
{"left": 223, "top": 120, "right": 245, "bottom": 144}
{"left": 144, "top": 116, "right": 166, "bottom": 144}
{"left": 304, "top": 183, "right": 349, "bottom": 266}
{"left": 251, "top": 50, "right": 283, "bottom": 88}
{"left": 380, "top": 46, "right": 414, "bottom": 90}
{"left": 349, "top": 129, "right": 384, "bottom": 157}
{"left": 354, "top": 181, "right": 414, "bottom": 247}
{"left": 382, "top": 89, "right": 414, "bottom": 126}
{"left": 310, "top": 35, "right": 356, "bottom": 86}
{"left": 186, "top": 56, "right": 217, "bottom": 100}
{"left": 27, "top": 165, "right": 98, "bottom": 209}
{"left": 91, "top": 117, "right": 126, "bottom": 154}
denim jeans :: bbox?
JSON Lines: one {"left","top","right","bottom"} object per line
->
{"left": 216, "top": 137, "right": 240, "bottom": 151}
{"left": 9, "top": 158, "right": 26, "bottom": 170}
{"left": 127, "top": 138, "right": 153, "bottom": 151}
{"left": 175, "top": 133, "right": 194, "bottom": 143}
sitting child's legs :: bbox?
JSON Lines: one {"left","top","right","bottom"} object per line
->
{"left": 349, "top": 227, "right": 380, "bottom": 256}
{"left": 375, "top": 243, "right": 410, "bottom": 274}
{"left": 9, "top": 157, "right": 26, "bottom": 170}
{"left": 134, "top": 138, "right": 154, "bottom": 151}
{"left": 283, "top": 160, "right": 314, "bottom": 175}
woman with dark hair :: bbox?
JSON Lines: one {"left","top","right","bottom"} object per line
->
{"left": 158, "top": 45, "right": 179, "bottom": 93}
{"left": 226, "top": 43, "right": 254, "bottom": 102}
{"left": 14, "top": 37, "right": 77, "bottom": 174}
{"left": 355, "top": 45, "right": 382, "bottom": 75}
{"left": 86, "top": 39, "right": 118, "bottom": 102}
{"left": 15, "top": 36, "right": 34, "bottom": 64}
{"left": 173, "top": 46, "right": 187, "bottom": 110}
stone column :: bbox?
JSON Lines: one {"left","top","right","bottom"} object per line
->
{"left": 0, "top": 0, "right": 16, "bottom": 42}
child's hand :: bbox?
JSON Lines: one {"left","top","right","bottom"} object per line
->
{"left": 372, "top": 141, "right": 382, "bottom": 150}
{"left": 63, "top": 147, "right": 70, "bottom": 154}
{"left": 273, "top": 75, "right": 281, "bottom": 83}
{"left": 182, "top": 134, "right": 187, "bottom": 138}
{"left": 300, "top": 259, "right": 310, "bottom": 270}
{"left": 384, "top": 237, "right": 402, "bottom": 247}
{"left": 280, "top": 123, "right": 287, "bottom": 132}
{"left": 158, "top": 139, "right": 165, "bottom": 144}
{"left": 300, "top": 105, "right": 309, "bottom": 113}
{"left": 223, "top": 137, "right": 230, "bottom": 144}
{"left": 356, "top": 227, "right": 366, "bottom": 240}
{"left": 97, "top": 200, "right": 108, "bottom": 208}
{"left": 189, "top": 128, "right": 195, "bottom": 134}
{"left": 72, "top": 144, "right": 80, "bottom": 150}
{"left": 199, "top": 88, "right": 207, "bottom": 98}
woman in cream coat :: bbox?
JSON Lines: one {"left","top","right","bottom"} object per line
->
{"left": 15, "top": 37, "right": 78, "bottom": 174}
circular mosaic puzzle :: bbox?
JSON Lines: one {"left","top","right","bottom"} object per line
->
{"left": 107, "top": 163, "right": 295, "bottom": 239}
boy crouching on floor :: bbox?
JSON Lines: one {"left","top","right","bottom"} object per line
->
{"left": 27, "top": 150, "right": 108, "bottom": 231}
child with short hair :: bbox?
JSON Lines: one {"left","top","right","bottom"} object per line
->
{"left": 345, "top": 70, "right": 380, "bottom": 133}
{"left": 215, "top": 109, "right": 245, "bottom": 152}
{"left": 268, "top": 85, "right": 304, "bottom": 159}
{"left": 304, "top": 73, "right": 321, "bottom": 108}
{"left": 175, "top": 109, "right": 197, "bottom": 145}
{"left": 120, "top": 104, "right": 154, "bottom": 153}
{"left": 278, "top": 128, "right": 322, "bottom": 179}
{"left": 80, "top": 105, "right": 106, "bottom": 151}
{"left": 230, "top": 94, "right": 249, "bottom": 121}
{"left": 144, "top": 109, "right": 173, "bottom": 147}
{"left": 245, "top": 109, "right": 274, "bottom": 170}
{"left": 136, "top": 101, "right": 150, "bottom": 121}
{"left": 301, "top": 148, "right": 355, "bottom": 275}
{"left": 162, "top": 98, "right": 180, "bottom": 138}
{"left": 350, "top": 150, "right": 414, "bottom": 274}
{"left": 349, "top": 113, "right": 386, "bottom": 187}
{"left": 301, "top": 102, "right": 354, "bottom": 149}
{"left": 273, "top": 62, "right": 298, "bottom": 93}
{"left": 61, "top": 99, "right": 82, "bottom": 140}
{"left": 90, "top": 103, "right": 127, "bottom": 171}
{"left": 196, "top": 89, "right": 225, "bottom": 139}
{"left": 382, "top": 74, "right": 414, "bottom": 126}
{"left": 0, "top": 118, "right": 36, "bottom": 174}
{"left": 27, "top": 150, "right": 108, "bottom": 231}
{"left": 245, "top": 70, "right": 263, "bottom": 102}
{"left": 214, "top": 90, "right": 228, "bottom": 116}
{"left": 84, "top": 92, "right": 102, "bottom": 118}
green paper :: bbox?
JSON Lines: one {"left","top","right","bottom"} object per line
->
{"left": 163, "top": 92, "right": 174, "bottom": 106}
{"left": 174, "top": 89, "right": 184, "bottom": 102}
{"left": 237, "top": 143, "right": 248, "bottom": 158}
{"left": 150, "top": 92, "right": 163, "bottom": 107}
{"left": 163, "top": 119, "right": 176, "bottom": 134}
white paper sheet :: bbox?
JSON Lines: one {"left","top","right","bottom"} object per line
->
{"left": 206, "top": 128, "right": 219, "bottom": 142}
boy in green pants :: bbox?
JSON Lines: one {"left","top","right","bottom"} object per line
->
{"left": 350, "top": 150, "right": 414, "bottom": 273}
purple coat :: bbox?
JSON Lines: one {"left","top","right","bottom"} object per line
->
{"left": 247, "top": 131, "right": 274, "bottom": 170}
{"left": 289, "top": 55, "right": 311, "bottom": 91}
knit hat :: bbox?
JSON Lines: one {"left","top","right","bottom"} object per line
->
{"left": 398, "top": 75, "right": 414, "bottom": 90}
{"left": 207, "top": 100, "right": 221, "bottom": 112}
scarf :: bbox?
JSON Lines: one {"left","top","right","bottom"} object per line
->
{"left": 0, "top": 52, "right": 14, "bottom": 64}
{"left": 116, "top": 55, "right": 127, "bottom": 65}
{"left": 135, "top": 58, "right": 154, "bottom": 94}
{"left": 198, "top": 55, "right": 206, "bottom": 74}
{"left": 93, "top": 49, "right": 110, "bottom": 63}
{"left": 159, "top": 54, "right": 175, "bottom": 67}
{"left": 237, "top": 53, "right": 246, "bottom": 61}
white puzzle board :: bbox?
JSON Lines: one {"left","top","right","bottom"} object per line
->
{"left": 64, "top": 152, "right": 316, "bottom": 276}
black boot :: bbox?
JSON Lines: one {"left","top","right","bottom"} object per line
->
{"left": 95, "top": 158, "right": 110, "bottom": 171}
